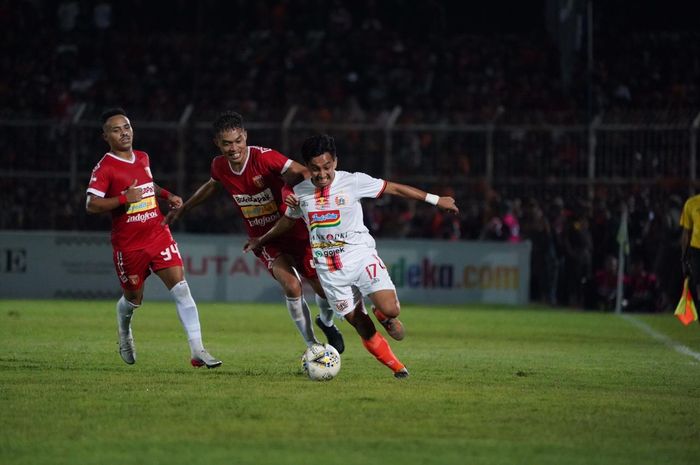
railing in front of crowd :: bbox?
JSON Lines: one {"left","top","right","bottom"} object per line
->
{"left": 1, "top": 106, "right": 698, "bottom": 201}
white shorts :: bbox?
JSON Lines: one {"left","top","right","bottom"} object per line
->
{"left": 317, "top": 250, "right": 396, "bottom": 317}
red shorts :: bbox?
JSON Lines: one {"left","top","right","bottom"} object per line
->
{"left": 255, "top": 237, "right": 317, "bottom": 280}
{"left": 113, "top": 237, "right": 183, "bottom": 291}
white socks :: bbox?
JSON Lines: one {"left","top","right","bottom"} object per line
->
{"left": 170, "top": 280, "right": 204, "bottom": 355}
{"left": 315, "top": 294, "right": 335, "bottom": 327}
{"left": 286, "top": 296, "right": 319, "bottom": 347}
{"left": 116, "top": 296, "right": 139, "bottom": 335}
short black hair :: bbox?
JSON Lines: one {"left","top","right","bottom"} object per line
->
{"left": 101, "top": 107, "right": 127, "bottom": 124}
{"left": 213, "top": 110, "right": 244, "bottom": 135}
{"left": 301, "top": 134, "right": 336, "bottom": 164}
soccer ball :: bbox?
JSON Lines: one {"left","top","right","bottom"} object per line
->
{"left": 301, "top": 343, "right": 341, "bottom": 381}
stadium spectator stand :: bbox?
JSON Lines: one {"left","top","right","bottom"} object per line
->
{"left": 1, "top": 0, "right": 696, "bottom": 311}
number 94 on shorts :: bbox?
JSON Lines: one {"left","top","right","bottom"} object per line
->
{"left": 113, "top": 238, "right": 183, "bottom": 290}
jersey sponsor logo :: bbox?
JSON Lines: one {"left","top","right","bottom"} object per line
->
{"left": 126, "top": 196, "right": 157, "bottom": 214}
{"left": 311, "top": 232, "right": 349, "bottom": 241}
{"left": 308, "top": 210, "right": 341, "bottom": 230}
{"left": 313, "top": 247, "right": 345, "bottom": 258}
{"left": 138, "top": 182, "right": 155, "bottom": 197}
{"left": 240, "top": 202, "right": 278, "bottom": 218}
{"left": 126, "top": 210, "right": 159, "bottom": 223}
{"left": 335, "top": 300, "right": 350, "bottom": 312}
{"left": 315, "top": 196, "right": 329, "bottom": 209}
{"left": 334, "top": 195, "right": 347, "bottom": 206}
{"left": 247, "top": 213, "right": 280, "bottom": 227}
{"left": 232, "top": 189, "right": 274, "bottom": 206}
{"left": 310, "top": 240, "right": 346, "bottom": 249}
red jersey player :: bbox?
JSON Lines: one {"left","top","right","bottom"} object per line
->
{"left": 165, "top": 111, "right": 344, "bottom": 354}
{"left": 86, "top": 108, "right": 221, "bottom": 368}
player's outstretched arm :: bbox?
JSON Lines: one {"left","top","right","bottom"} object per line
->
{"left": 163, "top": 178, "right": 219, "bottom": 225}
{"left": 86, "top": 179, "right": 142, "bottom": 214}
{"left": 243, "top": 216, "right": 297, "bottom": 253}
{"left": 383, "top": 181, "right": 460, "bottom": 214}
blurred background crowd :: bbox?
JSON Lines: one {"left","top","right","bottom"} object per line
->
{"left": 1, "top": 0, "right": 697, "bottom": 311}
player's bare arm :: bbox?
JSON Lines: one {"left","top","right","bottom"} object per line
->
{"left": 281, "top": 160, "right": 310, "bottom": 186}
{"left": 242, "top": 215, "right": 297, "bottom": 253}
{"left": 163, "top": 178, "right": 219, "bottom": 225}
{"left": 383, "top": 181, "right": 460, "bottom": 214}
{"left": 86, "top": 179, "right": 143, "bottom": 214}
{"left": 154, "top": 184, "right": 183, "bottom": 210}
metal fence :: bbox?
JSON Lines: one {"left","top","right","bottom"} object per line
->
{"left": 1, "top": 105, "right": 699, "bottom": 203}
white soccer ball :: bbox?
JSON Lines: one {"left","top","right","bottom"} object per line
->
{"left": 301, "top": 343, "right": 341, "bottom": 381}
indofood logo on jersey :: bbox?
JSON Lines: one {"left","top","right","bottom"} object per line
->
{"left": 126, "top": 210, "right": 159, "bottom": 223}
{"left": 308, "top": 210, "right": 341, "bottom": 230}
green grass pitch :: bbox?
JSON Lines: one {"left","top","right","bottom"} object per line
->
{"left": 1, "top": 299, "right": 699, "bottom": 465}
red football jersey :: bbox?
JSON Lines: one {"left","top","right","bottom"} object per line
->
{"left": 210, "top": 146, "right": 308, "bottom": 241}
{"left": 87, "top": 150, "right": 173, "bottom": 251}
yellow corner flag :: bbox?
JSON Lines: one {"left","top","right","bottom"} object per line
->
{"left": 675, "top": 278, "right": 699, "bottom": 325}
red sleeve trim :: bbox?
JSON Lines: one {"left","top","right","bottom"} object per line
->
{"left": 376, "top": 180, "right": 388, "bottom": 198}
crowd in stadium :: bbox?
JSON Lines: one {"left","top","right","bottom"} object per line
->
{"left": 2, "top": 0, "right": 697, "bottom": 312}
{"left": 4, "top": 1, "right": 698, "bottom": 121}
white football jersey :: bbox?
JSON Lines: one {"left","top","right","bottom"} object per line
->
{"left": 286, "top": 170, "right": 386, "bottom": 272}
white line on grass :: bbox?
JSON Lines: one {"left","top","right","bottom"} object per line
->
{"left": 619, "top": 314, "right": 700, "bottom": 363}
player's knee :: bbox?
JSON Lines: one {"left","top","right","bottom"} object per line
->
{"left": 124, "top": 293, "right": 143, "bottom": 307}
{"left": 280, "top": 277, "right": 302, "bottom": 297}
{"left": 379, "top": 300, "right": 400, "bottom": 318}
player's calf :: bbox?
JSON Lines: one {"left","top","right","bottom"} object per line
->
{"left": 116, "top": 296, "right": 139, "bottom": 365}
{"left": 372, "top": 306, "right": 405, "bottom": 341}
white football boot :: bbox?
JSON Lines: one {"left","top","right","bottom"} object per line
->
{"left": 191, "top": 349, "right": 223, "bottom": 369}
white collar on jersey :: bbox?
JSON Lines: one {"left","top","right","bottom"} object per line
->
{"left": 106, "top": 151, "right": 136, "bottom": 164}
{"left": 227, "top": 147, "right": 250, "bottom": 175}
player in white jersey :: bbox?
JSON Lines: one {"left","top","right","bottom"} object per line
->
{"left": 244, "top": 134, "right": 459, "bottom": 378}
